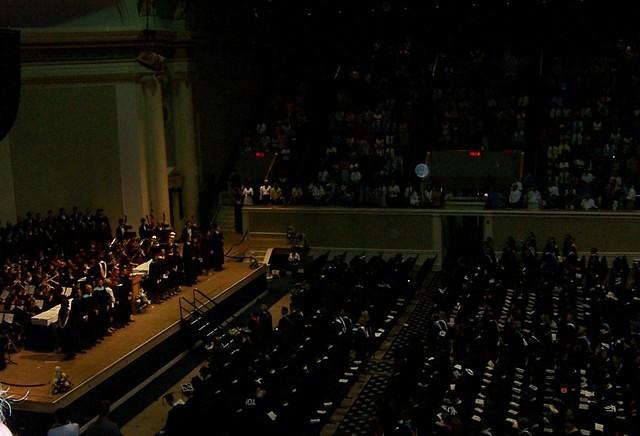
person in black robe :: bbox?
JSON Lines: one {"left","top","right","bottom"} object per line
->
{"left": 211, "top": 224, "right": 224, "bottom": 271}
{"left": 114, "top": 272, "right": 132, "bottom": 327}
{"left": 92, "top": 279, "right": 111, "bottom": 338}
{"left": 138, "top": 218, "right": 151, "bottom": 239}
{"left": 115, "top": 219, "right": 128, "bottom": 242}
{"left": 82, "top": 283, "right": 98, "bottom": 348}
{"left": 202, "top": 229, "right": 215, "bottom": 270}
{"left": 147, "top": 255, "right": 165, "bottom": 302}
{"left": 56, "top": 296, "right": 70, "bottom": 354}
{"left": 66, "top": 288, "right": 84, "bottom": 357}
{"left": 182, "top": 241, "right": 199, "bottom": 285}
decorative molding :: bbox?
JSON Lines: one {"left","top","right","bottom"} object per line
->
{"left": 22, "top": 29, "right": 193, "bottom": 50}
{"left": 21, "top": 60, "right": 151, "bottom": 85}
{"left": 20, "top": 29, "right": 194, "bottom": 67}
{"left": 20, "top": 59, "right": 189, "bottom": 85}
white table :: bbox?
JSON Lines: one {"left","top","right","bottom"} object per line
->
{"left": 133, "top": 259, "right": 152, "bottom": 275}
{"left": 31, "top": 304, "right": 61, "bottom": 326}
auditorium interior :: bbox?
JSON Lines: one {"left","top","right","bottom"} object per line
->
{"left": 2, "top": 1, "right": 640, "bottom": 435}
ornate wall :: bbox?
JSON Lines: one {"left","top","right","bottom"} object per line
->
{"left": 0, "top": 23, "right": 198, "bottom": 229}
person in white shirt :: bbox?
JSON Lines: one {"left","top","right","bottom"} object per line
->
{"left": 626, "top": 184, "right": 636, "bottom": 210}
{"left": 527, "top": 187, "right": 541, "bottom": 210}
{"left": 581, "top": 171, "right": 595, "bottom": 185}
{"left": 242, "top": 184, "right": 254, "bottom": 205}
{"left": 581, "top": 196, "right": 598, "bottom": 210}
{"left": 508, "top": 183, "right": 522, "bottom": 207}
{"left": 409, "top": 190, "right": 420, "bottom": 207}
{"left": 259, "top": 180, "right": 271, "bottom": 204}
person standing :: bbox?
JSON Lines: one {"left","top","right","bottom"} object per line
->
{"left": 66, "top": 288, "right": 83, "bottom": 358}
{"left": 259, "top": 180, "right": 272, "bottom": 204}
{"left": 242, "top": 182, "right": 254, "bottom": 206}
{"left": 211, "top": 224, "right": 224, "bottom": 271}
{"left": 233, "top": 185, "right": 244, "bottom": 234}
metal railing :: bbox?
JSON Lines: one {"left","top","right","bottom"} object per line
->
{"left": 179, "top": 296, "right": 199, "bottom": 321}
{"left": 264, "top": 152, "right": 279, "bottom": 182}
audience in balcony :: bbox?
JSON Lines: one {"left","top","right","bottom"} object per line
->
{"left": 235, "top": 37, "right": 640, "bottom": 212}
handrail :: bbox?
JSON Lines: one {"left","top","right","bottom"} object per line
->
{"left": 179, "top": 296, "right": 198, "bottom": 321}
{"left": 264, "top": 151, "right": 279, "bottom": 182}
{"left": 193, "top": 288, "right": 218, "bottom": 310}
{"left": 210, "top": 203, "right": 221, "bottom": 228}
{"left": 193, "top": 295, "right": 208, "bottom": 311}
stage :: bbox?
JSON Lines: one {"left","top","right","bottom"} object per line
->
{"left": 3, "top": 260, "right": 267, "bottom": 415}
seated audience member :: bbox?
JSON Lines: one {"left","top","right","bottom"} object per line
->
{"left": 85, "top": 400, "right": 122, "bottom": 436}
{"left": 508, "top": 182, "right": 522, "bottom": 208}
{"left": 526, "top": 186, "right": 541, "bottom": 209}
{"left": 159, "top": 392, "right": 186, "bottom": 436}
{"left": 47, "top": 408, "right": 80, "bottom": 436}
{"left": 581, "top": 195, "right": 598, "bottom": 210}
{"left": 270, "top": 183, "right": 283, "bottom": 205}
{"left": 290, "top": 184, "right": 304, "bottom": 204}
{"left": 625, "top": 184, "right": 636, "bottom": 210}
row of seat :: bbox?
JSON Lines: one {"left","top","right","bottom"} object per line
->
{"left": 171, "top": 253, "right": 435, "bottom": 435}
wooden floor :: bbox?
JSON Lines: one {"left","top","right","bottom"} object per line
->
{"left": 1, "top": 255, "right": 257, "bottom": 411}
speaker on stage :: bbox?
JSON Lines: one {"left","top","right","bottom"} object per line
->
{"left": 0, "top": 29, "right": 20, "bottom": 142}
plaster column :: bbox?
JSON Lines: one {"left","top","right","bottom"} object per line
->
{"left": 141, "top": 75, "right": 171, "bottom": 225}
{"left": 172, "top": 76, "right": 199, "bottom": 224}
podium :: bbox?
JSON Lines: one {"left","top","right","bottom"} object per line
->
{"left": 130, "top": 273, "right": 142, "bottom": 314}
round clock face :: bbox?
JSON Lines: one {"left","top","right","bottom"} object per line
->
{"left": 415, "top": 163, "right": 430, "bottom": 178}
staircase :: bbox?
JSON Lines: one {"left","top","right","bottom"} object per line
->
{"left": 215, "top": 205, "right": 236, "bottom": 234}
{"left": 179, "top": 287, "right": 259, "bottom": 349}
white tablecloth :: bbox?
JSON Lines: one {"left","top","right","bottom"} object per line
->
{"left": 31, "top": 304, "right": 61, "bottom": 326}
{"left": 133, "top": 259, "right": 152, "bottom": 274}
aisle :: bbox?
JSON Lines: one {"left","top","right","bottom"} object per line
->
{"left": 332, "top": 273, "right": 440, "bottom": 436}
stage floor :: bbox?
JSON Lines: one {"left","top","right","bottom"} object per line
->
{"left": 3, "top": 259, "right": 259, "bottom": 412}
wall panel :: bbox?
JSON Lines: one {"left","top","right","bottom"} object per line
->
{"left": 10, "top": 84, "right": 122, "bottom": 223}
